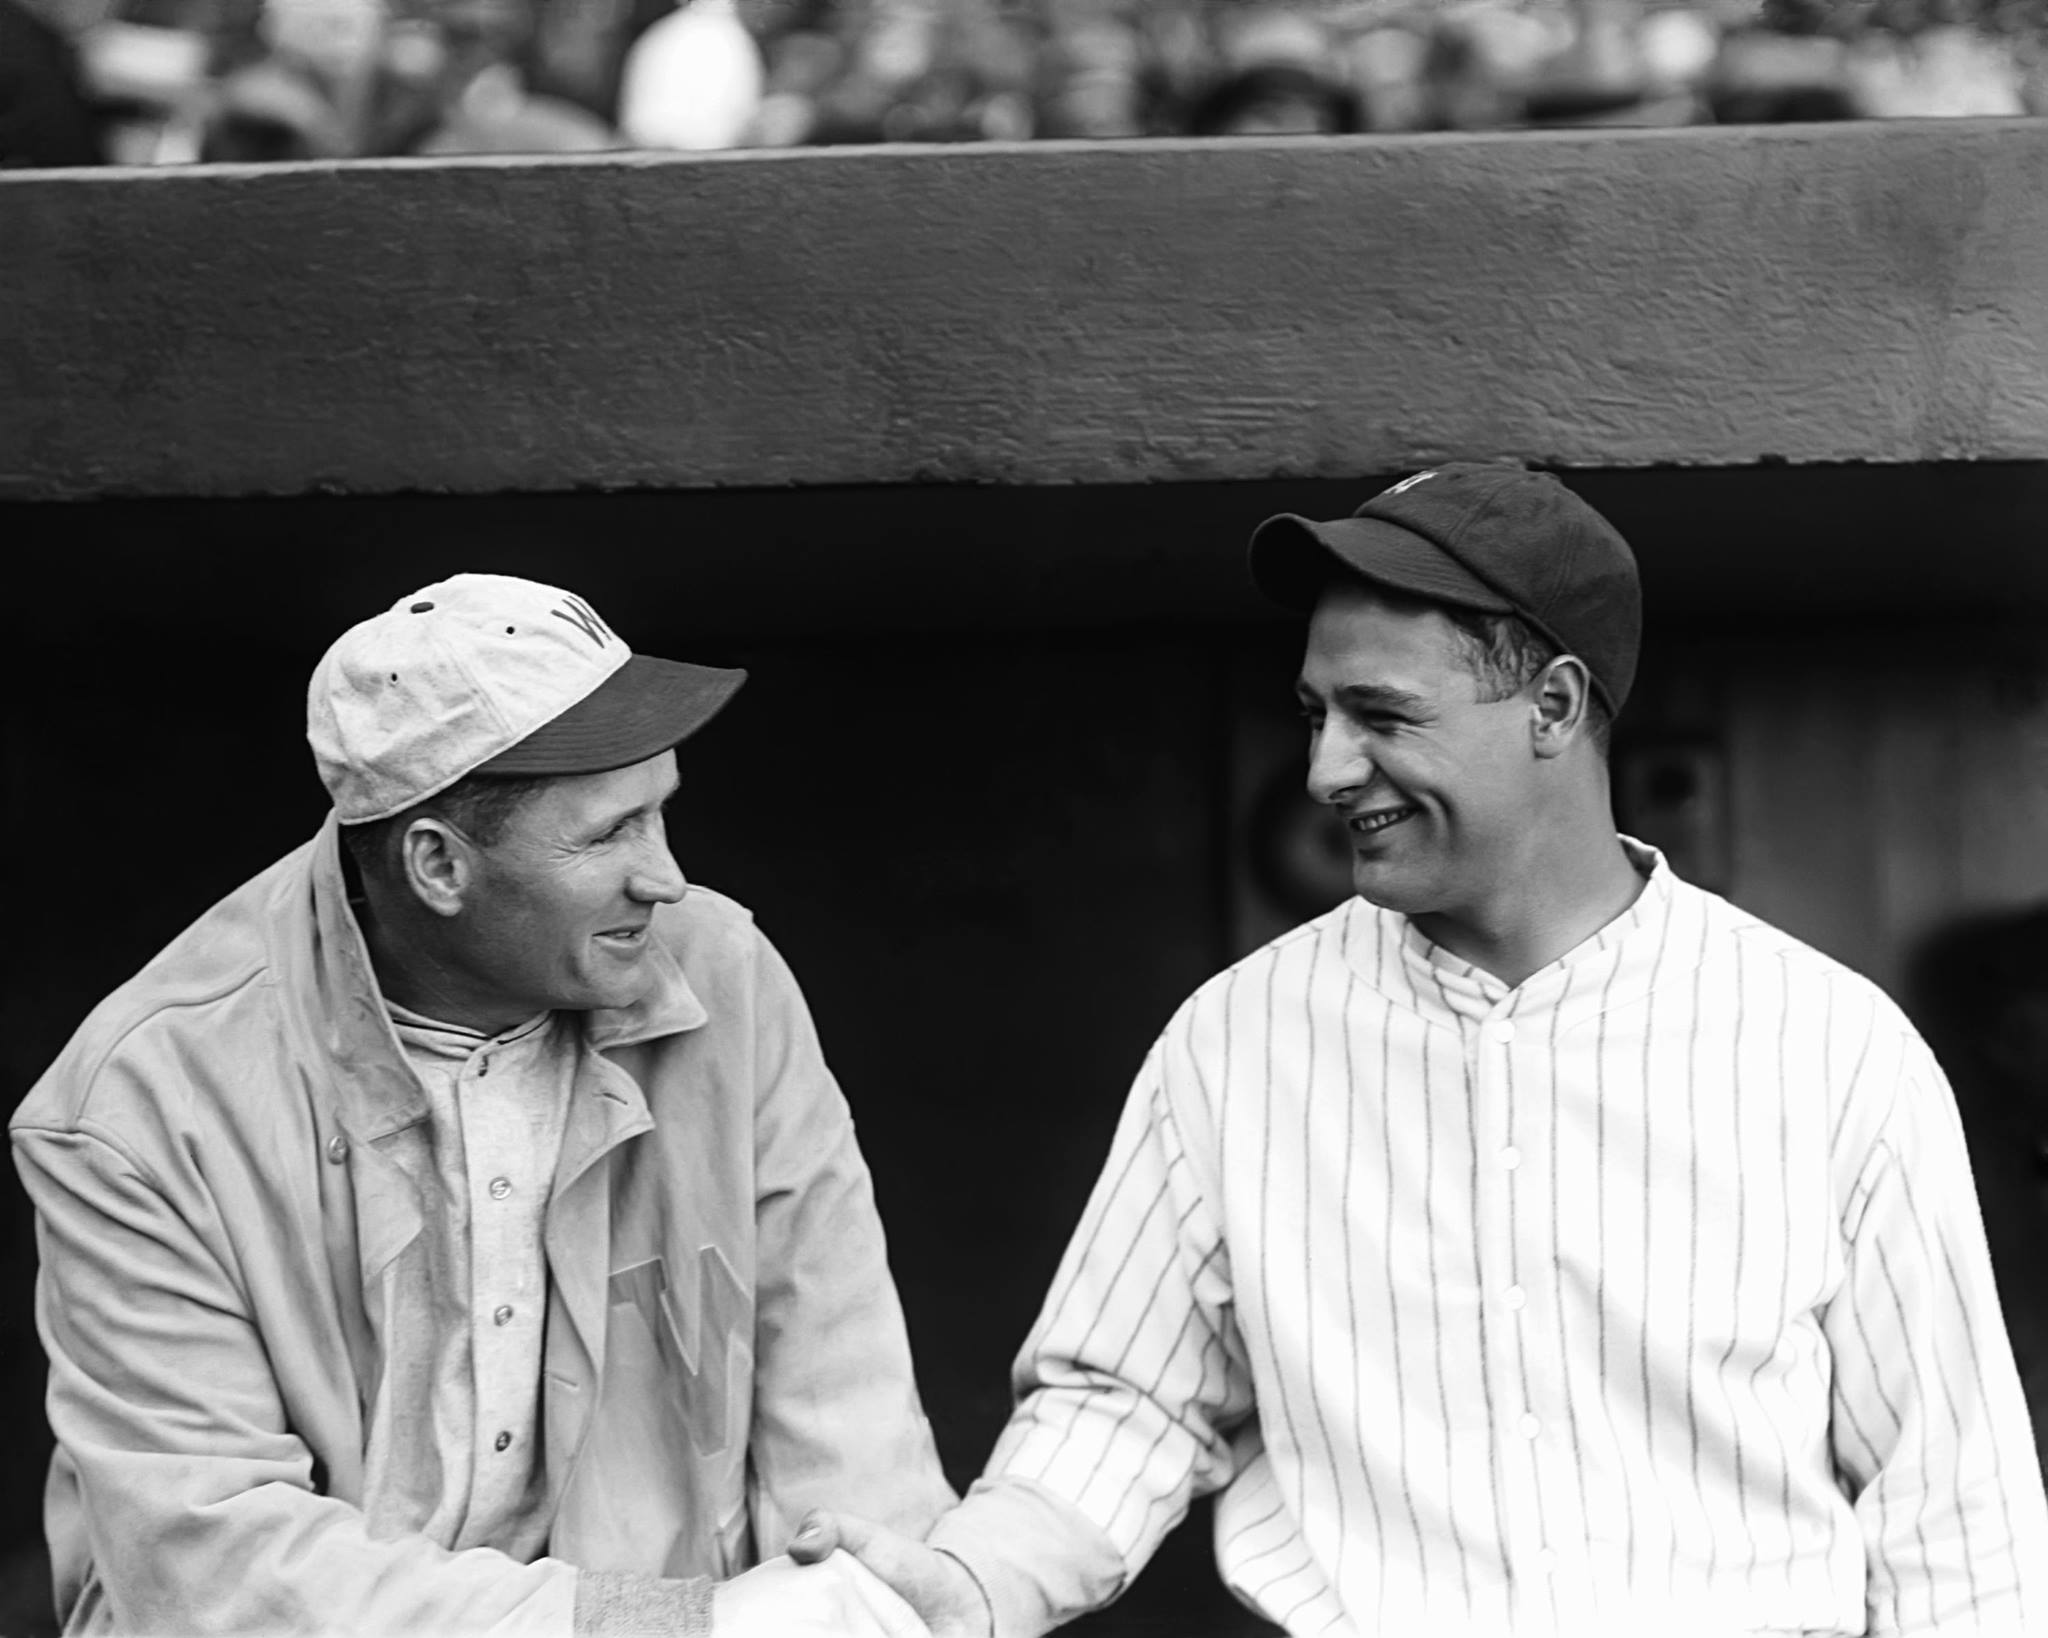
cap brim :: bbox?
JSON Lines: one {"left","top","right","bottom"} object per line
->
{"left": 1248, "top": 514, "right": 1515, "bottom": 615}
{"left": 476, "top": 654, "right": 747, "bottom": 777}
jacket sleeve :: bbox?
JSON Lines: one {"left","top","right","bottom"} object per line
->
{"left": 927, "top": 1040, "right": 1256, "bottom": 1637}
{"left": 740, "top": 930, "right": 957, "bottom": 1555}
{"left": 1823, "top": 1030, "right": 2048, "bottom": 1637}
{"left": 14, "top": 1119, "right": 582, "bottom": 1637}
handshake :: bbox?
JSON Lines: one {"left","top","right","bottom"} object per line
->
{"left": 712, "top": 1512, "right": 992, "bottom": 1638}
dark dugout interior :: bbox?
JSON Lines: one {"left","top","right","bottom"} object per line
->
{"left": 6, "top": 461, "right": 2047, "bottom": 1635}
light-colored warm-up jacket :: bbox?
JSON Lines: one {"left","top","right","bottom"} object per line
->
{"left": 11, "top": 815, "right": 954, "bottom": 1634}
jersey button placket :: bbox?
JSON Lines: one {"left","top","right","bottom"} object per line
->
{"left": 1481, "top": 1007, "right": 1549, "bottom": 1616}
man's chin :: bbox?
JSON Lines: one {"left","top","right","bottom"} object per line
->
{"left": 553, "top": 970, "right": 657, "bottom": 1015}
{"left": 1348, "top": 856, "right": 1437, "bottom": 918}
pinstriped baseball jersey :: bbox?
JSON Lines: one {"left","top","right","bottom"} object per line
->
{"left": 931, "top": 842, "right": 2048, "bottom": 1637}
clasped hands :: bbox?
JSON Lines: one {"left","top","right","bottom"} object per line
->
{"left": 710, "top": 1511, "right": 990, "bottom": 1638}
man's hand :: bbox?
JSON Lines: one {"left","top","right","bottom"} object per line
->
{"left": 712, "top": 1549, "right": 930, "bottom": 1638}
{"left": 787, "top": 1511, "right": 993, "bottom": 1638}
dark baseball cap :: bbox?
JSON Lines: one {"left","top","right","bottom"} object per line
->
{"left": 1247, "top": 462, "right": 1642, "bottom": 715}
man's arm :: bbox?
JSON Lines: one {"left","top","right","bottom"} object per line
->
{"left": 741, "top": 929, "right": 958, "bottom": 1554}
{"left": 910, "top": 1039, "right": 1257, "bottom": 1636}
{"left": 14, "top": 1122, "right": 588, "bottom": 1636}
{"left": 1824, "top": 1030, "right": 2048, "bottom": 1636}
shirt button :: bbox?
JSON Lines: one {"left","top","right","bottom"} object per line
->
{"left": 1518, "top": 1413, "right": 1541, "bottom": 1439}
{"left": 325, "top": 1135, "right": 348, "bottom": 1164}
{"left": 488, "top": 1177, "right": 512, "bottom": 1201}
{"left": 1484, "top": 1019, "right": 1516, "bottom": 1045}
{"left": 494, "top": 1430, "right": 512, "bottom": 1452}
{"left": 493, "top": 1305, "right": 515, "bottom": 1326}
{"left": 1500, "top": 1146, "right": 1522, "bottom": 1171}
{"left": 1532, "top": 1547, "right": 1557, "bottom": 1574}
{"left": 1503, "top": 1285, "right": 1527, "bottom": 1311}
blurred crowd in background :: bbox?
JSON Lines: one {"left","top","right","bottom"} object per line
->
{"left": 3, "top": 0, "right": 2046, "bottom": 169}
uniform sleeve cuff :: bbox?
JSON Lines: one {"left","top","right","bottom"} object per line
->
{"left": 924, "top": 1477, "right": 1128, "bottom": 1638}
{"left": 572, "top": 1570, "right": 714, "bottom": 1636}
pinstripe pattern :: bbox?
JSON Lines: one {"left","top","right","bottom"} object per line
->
{"left": 965, "top": 844, "right": 2048, "bottom": 1637}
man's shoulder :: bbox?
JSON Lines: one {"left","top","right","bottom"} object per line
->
{"left": 1667, "top": 875, "right": 1915, "bottom": 1039}
{"left": 1164, "top": 898, "right": 1368, "bottom": 1033}
{"left": 650, "top": 881, "right": 762, "bottom": 968}
{"left": 12, "top": 839, "right": 318, "bottom": 1138}
{"left": 661, "top": 879, "right": 759, "bottom": 934}
{"left": 645, "top": 882, "right": 791, "bottom": 1009}
{"left": 1677, "top": 877, "right": 1886, "bottom": 988}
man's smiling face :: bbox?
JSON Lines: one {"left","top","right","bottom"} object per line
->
{"left": 1296, "top": 578, "right": 1541, "bottom": 921}
{"left": 449, "top": 749, "right": 688, "bottom": 1019}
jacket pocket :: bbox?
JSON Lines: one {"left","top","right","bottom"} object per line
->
{"left": 604, "top": 1252, "right": 754, "bottom": 1573}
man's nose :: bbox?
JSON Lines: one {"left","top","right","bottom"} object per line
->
{"left": 1306, "top": 723, "right": 1371, "bottom": 807}
{"left": 629, "top": 829, "right": 688, "bottom": 904}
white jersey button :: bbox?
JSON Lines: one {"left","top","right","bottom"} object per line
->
{"left": 1500, "top": 1146, "right": 1522, "bottom": 1171}
{"left": 1484, "top": 1019, "right": 1516, "bottom": 1045}
{"left": 1518, "top": 1413, "right": 1541, "bottom": 1439}
{"left": 1503, "top": 1285, "right": 1527, "bottom": 1311}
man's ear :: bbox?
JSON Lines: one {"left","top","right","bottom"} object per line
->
{"left": 1529, "top": 655, "right": 1593, "bottom": 760}
{"left": 398, "top": 818, "right": 474, "bottom": 918}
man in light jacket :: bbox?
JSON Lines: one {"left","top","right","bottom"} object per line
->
{"left": 11, "top": 573, "right": 950, "bottom": 1636}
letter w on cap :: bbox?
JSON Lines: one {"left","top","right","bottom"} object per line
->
{"left": 551, "top": 595, "right": 614, "bottom": 648}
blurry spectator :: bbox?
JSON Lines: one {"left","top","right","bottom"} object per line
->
{"left": 414, "top": 59, "right": 615, "bottom": 151}
{"left": 201, "top": 56, "right": 343, "bottom": 159}
{"left": 31, "top": 0, "right": 2048, "bottom": 164}
{"left": 1188, "top": 7, "right": 1361, "bottom": 135}
{"left": 1187, "top": 60, "right": 1361, "bottom": 133}
{"left": 1035, "top": 3, "right": 1146, "bottom": 137}
{"left": 1524, "top": 0, "right": 1655, "bottom": 121}
{"left": 0, "top": 0, "right": 101, "bottom": 166}
{"left": 618, "top": 0, "right": 763, "bottom": 148}
{"left": 525, "top": 0, "right": 661, "bottom": 119}
{"left": 1427, "top": 1, "right": 1559, "bottom": 127}
{"left": 1908, "top": 904, "right": 2048, "bottom": 1479}
{"left": 1707, "top": 26, "right": 1858, "bottom": 119}
{"left": 1845, "top": 22, "right": 2027, "bottom": 114}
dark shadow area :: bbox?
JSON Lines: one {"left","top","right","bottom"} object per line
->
{"left": 1903, "top": 903, "right": 2048, "bottom": 1484}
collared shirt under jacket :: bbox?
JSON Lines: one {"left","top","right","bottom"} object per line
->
{"left": 12, "top": 816, "right": 953, "bottom": 1635}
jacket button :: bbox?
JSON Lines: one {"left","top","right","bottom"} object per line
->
{"left": 326, "top": 1135, "right": 349, "bottom": 1164}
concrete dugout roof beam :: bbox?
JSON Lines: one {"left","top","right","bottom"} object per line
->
{"left": 4, "top": 121, "right": 2047, "bottom": 502}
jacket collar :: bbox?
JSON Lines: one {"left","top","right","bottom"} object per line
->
{"left": 303, "top": 814, "right": 708, "bottom": 1141}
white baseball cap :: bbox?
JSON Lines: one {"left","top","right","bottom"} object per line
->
{"left": 307, "top": 572, "right": 746, "bottom": 825}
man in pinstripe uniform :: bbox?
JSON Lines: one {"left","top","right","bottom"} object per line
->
{"left": 794, "top": 463, "right": 2048, "bottom": 1636}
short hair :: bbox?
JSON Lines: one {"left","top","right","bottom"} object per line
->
{"left": 1439, "top": 604, "right": 1614, "bottom": 755}
{"left": 340, "top": 770, "right": 555, "bottom": 882}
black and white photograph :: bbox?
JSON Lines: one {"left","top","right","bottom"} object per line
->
{"left": 5, "top": 3, "right": 2048, "bottom": 1635}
